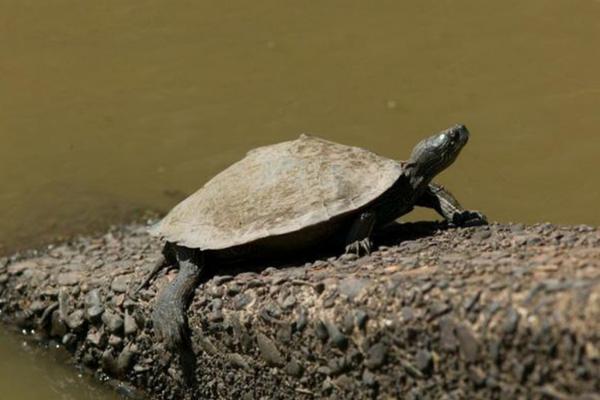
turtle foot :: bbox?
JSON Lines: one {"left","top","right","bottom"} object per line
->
{"left": 345, "top": 238, "right": 372, "bottom": 256}
{"left": 452, "top": 210, "right": 488, "bottom": 227}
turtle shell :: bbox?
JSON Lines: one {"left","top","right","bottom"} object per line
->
{"left": 150, "top": 134, "right": 404, "bottom": 250}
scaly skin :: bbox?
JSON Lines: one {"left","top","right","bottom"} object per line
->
{"left": 151, "top": 262, "right": 200, "bottom": 347}
{"left": 151, "top": 251, "right": 203, "bottom": 382}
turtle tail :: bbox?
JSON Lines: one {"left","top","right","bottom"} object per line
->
{"left": 134, "top": 243, "right": 176, "bottom": 295}
{"left": 151, "top": 252, "right": 204, "bottom": 383}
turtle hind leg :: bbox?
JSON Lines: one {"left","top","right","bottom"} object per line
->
{"left": 344, "top": 211, "right": 376, "bottom": 255}
{"left": 151, "top": 247, "right": 204, "bottom": 382}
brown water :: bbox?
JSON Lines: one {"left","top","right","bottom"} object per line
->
{"left": 0, "top": 329, "right": 123, "bottom": 399}
{"left": 1, "top": 0, "right": 600, "bottom": 398}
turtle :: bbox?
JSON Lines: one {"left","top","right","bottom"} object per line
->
{"left": 138, "top": 123, "right": 486, "bottom": 368}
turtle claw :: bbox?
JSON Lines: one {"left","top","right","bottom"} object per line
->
{"left": 452, "top": 210, "right": 488, "bottom": 227}
{"left": 345, "top": 238, "right": 372, "bottom": 256}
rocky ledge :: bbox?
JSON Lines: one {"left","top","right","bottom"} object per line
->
{"left": 0, "top": 222, "right": 598, "bottom": 399}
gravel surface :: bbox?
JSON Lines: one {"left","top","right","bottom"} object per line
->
{"left": 0, "top": 221, "right": 598, "bottom": 399}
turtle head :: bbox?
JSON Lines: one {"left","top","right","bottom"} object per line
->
{"left": 406, "top": 124, "right": 469, "bottom": 185}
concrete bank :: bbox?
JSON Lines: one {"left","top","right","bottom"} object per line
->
{"left": 0, "top": 222, "right": 598, "bottom": 399}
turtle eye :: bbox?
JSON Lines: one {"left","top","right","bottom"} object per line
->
{"left": 447, "top": 131, "right": 460, "bottom": 146}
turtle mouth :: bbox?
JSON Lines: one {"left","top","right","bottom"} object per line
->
{"left": 444, "top": 124, "right": 469, "bottom": 149}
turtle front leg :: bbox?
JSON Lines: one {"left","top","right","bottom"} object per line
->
{"left": 345, "top": 211, "right": 376, "bottom": 255}
{"left": 416, "top": 183, "right": 487, "bottom": 227}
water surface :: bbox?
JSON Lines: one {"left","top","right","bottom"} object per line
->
{"left": 2, "top": 0, "right": 600, "bottom": 255}
{"left": 0, "top": 329, "right": 123, "bottom": 400}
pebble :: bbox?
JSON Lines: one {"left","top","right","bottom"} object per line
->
{"left": 415, "top": 349, "right": 433, "bottom": 375}
{"left": 365, "top": 342, "right": 387, "bottom": 370}
{"left": 327, "top": 357, "right": 348, "bottom": 376}
{"left": 361, "top": 369, "right": 377, "bottom": 387}
{"left": 295, "top": 308, "right": 308, "bottom": 332}
{"left": 124, "top": 311, "right": 138, "bottom": 336}
{"left": 322, "top": 290, "right": 337, "bottom": 308}
{"left": 427, "top": 302, "right": 451, "bottom": 321}
{"left": 62, "top": 333, "right": 77, "bottom": 347}
{"left": 439, "top": 318, "right": 458, "bottom": 351}
{"left": 281, "top": 294, "right": 296, "bottom": 309}
{"left": 472, "top": 230, "right": 492, "bottom": 241}
{"left": 57, "top": 272, "right": 81, "bottom": 286}
{"left": 226, "top": 353, "right": 251, "bottom": 370}
{"left": 110, "top": 276, "right": 130, "bottom": 293}
{"left": 87, "top": 305, "right": 105, "bottom": 322}
{"left": 456, "top": 323, "right": 479, "bottom": 362}
{"left": 213, "top": 275, "right": 234, "bottom": 285}
{"left": 276, "top": 323, "right": 292, "bottom": 344}
{"left": 502, "top": 307, "right": 520, "bottom": 335}
{"left": 226, "top": 283, "right": 241, "bottom": 296}
{"left": 109, "top": 334, "right": 123, "bottom": 349}
{"left": 325, "top": 321, "right": 348, "bottom": 350}
{"left": 86, "top": 289, "right": 105, "bottom": 322}
{"left": 341, "top": 312, "right": 355, "bottom": 334}
{"left": 284, "top": 359, "right": 303, "bottom": 377}
{"left": 256, "top": 332, "right": 284, "bottom": 367}
{"left": 50, "top": 310, "right": 67, "bottom": 337}
{"left": 101, "top": 349, "right": 116, "bottom": 374}
{"left": 314, "top": 320, "right": 329, "bottom": 341}
{"left": 354, "top": 310, "right": 369, "bottom": 331}
{"left": 338, "top": 277, "right": 370, "bottom": 300}
{"left": 102, "top": 311, "right": 124, "bottom": 335}
{"left": 66, "top": 310, "right": 86, "bottom": 331}
{"left": 7, "top": 260, "right": 37, "bottom": 276}
{"left": 402, "top": 359, "right": 424, "bottom": 378}
{"left": 468, "top": 366, "right": 486, "bottom": 387}
{"left": 86, "top": 329, "right": 107, "bottom": 347}
{"left": 233, "top": 293, "right": 252, "bottom": 310}
{"left": 29, "top": 300, "right": 47, "bottom": 314}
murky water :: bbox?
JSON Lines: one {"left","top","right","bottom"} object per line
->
{"left": 0, "top": 329, "right": 123, "bottom": 400}
{"left": 1, "top": 0, "right": 600, "bottom": 397}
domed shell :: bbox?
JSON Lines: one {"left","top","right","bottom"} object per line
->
{"left": 150, "top": 134, "right": 404, "bottom": 250}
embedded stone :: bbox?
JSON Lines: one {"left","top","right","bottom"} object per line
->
{"left": 110, "top": 276, "right": 130, "bottom": 293}
{"left": 284, "top": 359, "right": 303, "bottom": 377}
{"left": 57, "top": 272, "right": 81, "bottom": 286}
{"left": 66, "top": 310, "right": 86, "bottom": 331}
{"left": 338, "top": 277, "right": 370, "bottom": 300}
{"left": 456, "top": 323, "right": 479, "bottom": 362}
{"left": 256, "top": 332, "right": 284, "bottom": 367}
{"left": 365, "top": 343, "right": 387, "bottom": 370}
{"left": 102, "top": 311, "right": 124, "bottom": 335}
{"left": 124, "top": 311, "right": 138, "bottom": 336}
